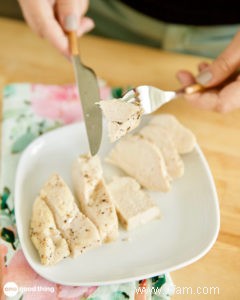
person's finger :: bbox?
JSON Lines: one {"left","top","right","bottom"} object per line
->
{"left": 41, "top": 18, "right": 69, "bottom": 56}
{"left": 198, "top": 61, "right": 210, "bottom": 72}
{"left": 184, "top": 80, "right": 240, "bottom": 113}
{"left": 57, "top": 0, "right": 90, "bottom": 32}
{"left": 176, "top": 70, "right": 195, "bottom": 87}
{"left": 77, "top": 17, "right": 95, "bottom": 36}
{"left": 18, "top": 0, "right": 69, "bottom": 55}
{"left": 184, "top": 90, "right": 220, "bottom": 111}
{"left": 217, "top": 80, "right": 240, "bottom": 112}
{"left": 196, "top": 32, "right": 240, "bottom": 87}
{"left": 176, "top": 69, "right": 219, "bottom": 110}
{"left": 57, "top": 0, "right": 80, "bottom": 31}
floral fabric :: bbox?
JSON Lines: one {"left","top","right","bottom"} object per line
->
{"left": 0, "top": 83, "right": 173, "bottom": 300}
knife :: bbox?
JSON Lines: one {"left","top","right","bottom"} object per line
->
{"left": 67, "top": 31, "right": 102, "bottom": 156}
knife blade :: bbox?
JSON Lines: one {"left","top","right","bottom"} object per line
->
{"left": 68, "top": 31, "right": 102, "bottom": 156}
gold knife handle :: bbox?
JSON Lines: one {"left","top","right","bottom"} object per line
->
{"left": 67, "top": 31, "right": 79, "bottom": 55}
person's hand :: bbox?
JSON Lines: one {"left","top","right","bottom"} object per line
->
{"left": 18, "top": 0, "right": 94, "bottom": 56}
{"left": 177, "top": 32, "right": 240, "bottom": 113}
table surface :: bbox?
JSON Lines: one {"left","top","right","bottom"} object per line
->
{"left": 0, "top": 18, "right": 240, "bottom": 300}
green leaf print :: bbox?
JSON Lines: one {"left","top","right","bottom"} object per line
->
{"left": 3, "top": 85, "right": 15, "bottom": 98}
{"left": 0, "top": 187, "right": 10, "bottom": 210}
{"left": 4, "top": 108, "right": 27, "bottom": 120}
{"left": 152, "top": 275, "right": 166, "bottom": 290}
{"left": 111, "top": 291, "right": 130, "bottom": 299}
{"left": 37, "top": 121, "right": 61, "bottom": 135}
{"left": 1, "top": 227, "right": 16, "bottom": 250}
{"left": 24, "top": 100, "right": 31, "bottom": 105}
{"left": 111, "top": 86, "right": 133, "bottom": 99}
{"left": 112, "top": 87, "right": 124, "bottom": 99}
{"left": 11, "top": 131, "right": 38, "bottom": 153}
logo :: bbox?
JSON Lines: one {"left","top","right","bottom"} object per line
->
{"left": 3, "top": 282, "right": 18, "bottom": 297}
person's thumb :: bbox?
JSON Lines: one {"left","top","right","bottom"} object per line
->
{"left": 57, "top": 0, "right": 88, "bottom": 32}
{"left": 196, "top": 32, "right": 240, "bottom": 87}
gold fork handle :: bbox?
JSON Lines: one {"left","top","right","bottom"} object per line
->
{"left": 184, "top": 83, "right": 205, "bottom": 94}
{"left": 176, "top": 70, "right": 240, "bottom": 96}
{"left": 67, "top": 31, "right": 79, "bottom": 56}
{"left": 176, "top": 83, "right": 205, "bottom": 96}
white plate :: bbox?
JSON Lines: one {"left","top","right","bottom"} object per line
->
{"left": 15, "top": 119, "right": 220, "bottom": 286}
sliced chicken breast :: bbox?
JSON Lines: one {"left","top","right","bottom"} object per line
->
{"left": 72, "top": 155, "right": 119, "bottom": 242}
{"left": 107, "top": 135, "right": 171, "bottom": 191}
{"left": 149, "top": 114, "right": 196, "bottom": 154}
{"left": 40, "top": 174, "right": 101, "bottom": 258}
{"left": 99, "top": 99, "right": 143, "bottom": 142}
{"left": 140, "top": 125, "right": 184, "bottom": 179}
{"left": 108, "top": 177, "right": 161, "bottom": 230}
{"left": 30, "top": 197, "right": 70, "bottom": 265}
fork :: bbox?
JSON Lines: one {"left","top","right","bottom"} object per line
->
{"left": 122, "top": 83, "right": 204, "bottom": 114}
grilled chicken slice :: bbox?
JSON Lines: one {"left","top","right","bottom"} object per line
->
{"left": 149, "top": 114, "right": 196, "bottom": 154}
{"left": 30, "top": 197, "right": 70, "bottom": 265}
{"left": 99, "top": 99, "right": 143, "bottom": 142}
{"left": 40, "top": 174, "right": 101, "bottom": 258}
{"left": 72, "top": 155, "right": 118, "bottom": 242}
{"left": 107, "top": 135, "right": 171, "bottom": 191}
{"left": 140, "top": 125, "right": 184, "bottom": 179}
{"left": 108, "top": 177, "right": 161, "bottom": 230}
